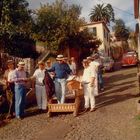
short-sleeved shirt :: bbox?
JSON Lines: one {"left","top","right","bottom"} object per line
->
{"left": 82, "top": 66, "right": 96, "bottom": 83}
{"left": 7, "top": 70, "right": 15, "bottom": 82}
{"left": 33, "top": 69, "right": 45, "bottom": 85}
{"left": 12, "top": 68, "right": 27, "bottom": 85}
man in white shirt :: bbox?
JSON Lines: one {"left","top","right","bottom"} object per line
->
{"left": 87, "top": 56, "right": 99, "bottom": 97}
{"left": 81, "top": 59, "right": 97, "bottom": 112}
{"left": 32, "top": 61, "right": 47, "bottom": 113}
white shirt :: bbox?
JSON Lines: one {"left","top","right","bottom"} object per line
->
{"left": 90, "top": 61, "right": 99, "bottom": 73}
{"left": 82, "top": 66, "right": 96, "bottom": 83}
{"left": 33, "top": 69, "right": 45, "bottom": 84}
{"left": 7, "top": 70, "right": 15, "bottom": 82}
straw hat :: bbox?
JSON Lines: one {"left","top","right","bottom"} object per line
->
{"left": 82, "top": 59, "right": 88, "bottom": 63}
{"left": 17, "top": 61, "right": 25, "bottom": 67}
{"left": 86, "top": 56, "right": 93, "bottom": 60}
{"left": 91, "top": 53, "right": 99, "bottom": 59}
{"left": 56, "top": 54, "right": 64, "bottom": 61}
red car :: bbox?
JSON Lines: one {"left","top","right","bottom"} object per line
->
{"left": 121, "top": 51, "right": 138, "bottom": 66}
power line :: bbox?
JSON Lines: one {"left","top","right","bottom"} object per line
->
{"left": 113, "top": 6, "right": 134, "bottom": 16}
{"left": 97, "top": 0, "right": 134, "bottom": 16}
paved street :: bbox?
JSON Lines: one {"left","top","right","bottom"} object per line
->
{"left": 0, "top": 67, "right": 140, "bottom": 140}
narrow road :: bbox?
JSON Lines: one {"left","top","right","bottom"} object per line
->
{"left": 0, "top": 67, "right": 140, "bottom": 140}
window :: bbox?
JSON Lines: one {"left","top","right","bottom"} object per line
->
{"left": 88, "top": 27, "right": 97, "bottom": 36}
{"left": 93, "top": 27, "right": 97, "bottom": 36}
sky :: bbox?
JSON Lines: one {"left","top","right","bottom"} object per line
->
{"left": 27, "top": 0, "right": 137, "bottom": 31}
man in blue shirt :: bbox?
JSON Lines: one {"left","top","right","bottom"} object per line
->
{"left": 48, "top": 55, "right": 72, "bottom": 104}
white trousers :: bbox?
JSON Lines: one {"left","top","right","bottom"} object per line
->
{"left": 83, "top": 84, "right": 95, "bottom": 109}
{"left": 35, "top": 85, "right": 47, "bottom": 110}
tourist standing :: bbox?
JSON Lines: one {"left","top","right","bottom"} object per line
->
{"left": 87, "top": 55, "right": 99, "bottom": 96}
{"left": 3, "top": 60, "right": 15, "bottom": 118}
{"left": 12, "top": 61, "right": 28, "bottom": 119}
{"left": 81, "top": 59, "right": 96, "bottom": 112}
{"left": 48, "top": 54, "right": 72, "bottom": 104}
{"left": 32, "top": 61, "right": 47, "bottom": 112}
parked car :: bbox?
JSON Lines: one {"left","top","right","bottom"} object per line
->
{"left": 102, "top": 56, "right": 114, "bottom": 71}
{"left": 121, "top": 51, "right": 138, "bottom": 67}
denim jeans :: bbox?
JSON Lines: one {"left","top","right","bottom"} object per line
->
{"left": 98, "top": 69, "right": 104, "bottom": 89}
{"left": 54, "top": 78, "right": 66, "bottom": 104}
{"left": 15, "top": 84, "right": 26, "bottom": 117}
{"left": 9, "top": 83, "right": 15, "bottom": 115}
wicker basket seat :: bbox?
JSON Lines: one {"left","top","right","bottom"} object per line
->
{"left": 47, "top": 80, "right": 83, "bottom": 117}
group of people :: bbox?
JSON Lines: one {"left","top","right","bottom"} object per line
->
{"left": 3, "top": 52, "right": 104, "bottom": 120}
{"left": 3, "top": 55, "right": 76, "bottom": 120}
{"left": 81, "top": 53, "right": 104, "bottom": 112}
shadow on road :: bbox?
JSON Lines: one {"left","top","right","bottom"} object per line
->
{"left": 96, "top": 93, "right": 139, "bottom": 109}
{"left": 104, "top": 80, "right": 136, "bottom": 91}
{"left": 96, "top": 68, "right": 139, "bottom": 109}
{"left": 104, "top": 72, "right": 136, "bottom": 84}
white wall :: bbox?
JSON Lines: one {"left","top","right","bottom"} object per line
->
{"left": 80, "top": 22, "right": 110, "bottom": 55}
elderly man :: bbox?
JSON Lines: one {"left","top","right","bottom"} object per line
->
{"left": 82, "top": 59, "right": 96, "bottom": 112}
{"left": 48, "top": 54, "right": 72, "bottom": 104}
{"left": 87, "top": 55, "right": 99, "bottom": 97}
{"left": 31, "top": 61, "right": 47, "bottom": 113}
{"left": 3, "top": 60, "right": 15, "bottom": 118}
{"left": 11, "top": 61, "right": 28, "bottom": 119}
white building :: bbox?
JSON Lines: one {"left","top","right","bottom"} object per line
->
{"left": 79, "top": 21, "right": 110, "bottom": 56}
{"left": 134, "top": 0, "right": 140, "bottom": 60}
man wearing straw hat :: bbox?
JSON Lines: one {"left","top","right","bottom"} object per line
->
{"left": 48, "top": 54, "right": 72, "bottom": 104}
{"left": 81, "top": 59, "right": 96, "bottom": 112}
{"left": 11, "top": 61, "right": 28, "bottom": 119}
{"left": 87, "top": 55, "right": 99, "bottom": 97}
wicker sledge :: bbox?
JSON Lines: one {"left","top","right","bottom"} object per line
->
{"left": 47, "top": 80, "right": 83, "bottom": 117}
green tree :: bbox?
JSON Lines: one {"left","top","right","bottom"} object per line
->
{"left": 89, "top": 3, "right": 115, "bottom": 24}
{"left": 33, "top": 0, "right": 94, "bottom": 51}
{"left": 113, "top": 19, "right": 130, "bottom": 41}
{"left": 0, "top": 0, "right": 35, "bottom": 57}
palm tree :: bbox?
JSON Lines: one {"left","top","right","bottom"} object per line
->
{"left": 89, "top": 3, "right": 115, "bottom": 24}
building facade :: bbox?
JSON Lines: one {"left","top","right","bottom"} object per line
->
{"left": 80, "top": 21, "right": 110, "bottom": 56}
